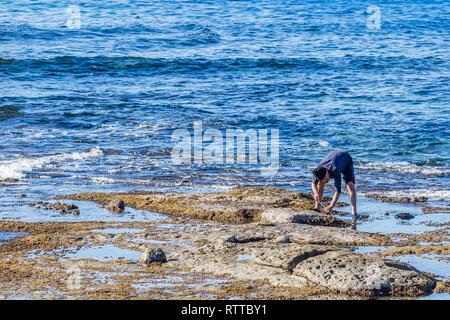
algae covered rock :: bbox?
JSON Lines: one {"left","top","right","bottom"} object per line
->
{"left": 292, "top": 250, "right": 436, "bottom": 296}
{"left": 60, "top": 187, "right": 317, "bottom": 224}
{"left": 106, "top": 199, "right": 125, "bottom": 213}
{"left": 139, "top": 248, "right": 167, "bottom": 265}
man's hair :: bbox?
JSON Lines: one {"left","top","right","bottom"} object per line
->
{"left": 313, "top": 167, "right": 327, "bottom": 181}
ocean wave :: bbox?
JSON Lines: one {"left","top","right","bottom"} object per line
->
{"left": 0, "top": 147, "right": 103, "bottom": 180}
{"left": 1, "top": 55, "right": 444, "bottom": 76}
{"left": 0, "top": 56, "right": 329, "bottom": 74}
{"left": 356, "top": 161, "right": 450, "bottom": 176}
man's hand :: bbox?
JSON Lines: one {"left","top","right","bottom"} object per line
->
{"left": 323, "top": 205, "right": 333, "bottom": 214}
{"left": 314, "top": 193, "right": 320, "bottom": 203}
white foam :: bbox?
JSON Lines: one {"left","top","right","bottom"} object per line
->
{"left": 0, "top": 147, "right": 103, "bottom": 179}
{"left": 383, "top": 189, "right": 450, "bottom": 200}
{"left": 356, "top": 160, "right": 450, "bottom": 176}
{"left": 360, "top": 189, "right": 450, "bottom": 200}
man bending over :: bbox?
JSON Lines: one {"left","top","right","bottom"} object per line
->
{"left": 311, "top": 150, "right": 357, "bottom": 216}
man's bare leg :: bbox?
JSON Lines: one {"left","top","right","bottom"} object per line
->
{"left": 346, "top": 181, "right": 357, "bottom": 216}
{"left": 313, "top": 181, "right": 325, "bottom": 210}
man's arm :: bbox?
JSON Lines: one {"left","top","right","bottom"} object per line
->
{"left": 311, "top": 182, "right": 320, "bottom": 203}
{"left": 324, "top": 191, "right": 340, "bottom": 213}
{"left": 324, "top": 174, "right": 342, "bottom": 213}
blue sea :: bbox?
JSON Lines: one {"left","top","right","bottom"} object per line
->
{"left": 0, "top": 0, "right": 449, "bottom": 205}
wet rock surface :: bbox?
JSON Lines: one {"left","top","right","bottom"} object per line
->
{"left": 292, "top": 250, "right": 436, "bottom": 296}
{"left": 139, "top": 248, "right": 167, "bottom": 265}
{"left": 106, "top": 199, "right": 125, "bottom": 213}
{"left": 59, "top": 187, "right": 317, "bottom": 224}
{"left": 395, "top": 213, "right": 415, "bottom": 220}
{"left": 251, "top": 244, "right": 341, "bottom": 271}
{"left": 28, "top": 201, "right": 80, "bottom": 215}
{"left": 261, "top": 208, "right": 349, "bottom": 227}
{"left": 0, "top": 187, "right": 445, "bottom": 299}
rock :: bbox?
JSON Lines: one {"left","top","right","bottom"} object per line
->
{"left": 274, "top": 235, "right": 290, "bottom": 243}
{"left": 59, "top": 187, "right": 313, "bottom": 224}
{"left": 422, "top": 206, "right": 450, "bottom": 214}
{"left": 395, "top": 213, "right": 415, "bottom": 220}
{"left": 252, "top": 244, "right": 342, "bottom": 271}
{"left": 20, "top": 194, "right": 27, "bottom": 198}
{"left": 174, "top": 245, "right": 308, "bottom": 289}
{"left": 139, "top": 248, "right": 167, "bottom": 265}
{"left": 384, "top": 212, "right": 390, "bottom": 216}
{"left": 106, "top": 199, "right": 125, "bottom": 213}
{"left": 223, "top": 235, "right": 266, "bottom": 244}
{"left": 261, "top": 208, "right": 348, "bottom": 227}
{"left": 412, "top": 196, "right": 428, "bottom": 203}
{"left": 292, "top": 250, "right": 435, "bottom": 296}
{"left": 30, "top": 201, "right": 80, "bottom": 215}
{"left": 357, "top": 214, "right": 369, "bottom": 221}
{"left": 434, "top": 280, "right": 450, "bottom": 294}
{"left": 67, "top": 204, "right": 78, "bottom": 210}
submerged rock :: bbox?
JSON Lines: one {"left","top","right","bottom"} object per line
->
{"left": 412, "top": 196, "right": 428, "bottom": 203}
{"left": 106, "top": 199, "right": 125, "bottom": 213}
{"left": 395, "top": 213, "right": 415, "bottom": 220}
{"left": 139, "top": 248, "right": 167, "bottom": 265}
{"left": 29, "top": 201, "right": 80, "bottom": 215}
{"left": 292, "top": 250, "right": 436, "bottom": 296}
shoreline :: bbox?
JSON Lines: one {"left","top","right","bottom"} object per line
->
{"left": 0, "top": 187, "right": 448, "bottom": 299}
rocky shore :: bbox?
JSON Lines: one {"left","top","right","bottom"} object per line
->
{"left": 0, "top": 187, "right": 448, "bottom": 299}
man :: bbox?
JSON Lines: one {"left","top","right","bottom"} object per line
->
{"left": 311, "top": 150, "right": 357, "bottom": 216}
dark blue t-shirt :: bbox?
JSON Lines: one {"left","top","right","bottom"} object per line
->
{"left": 312, "top": 151, "right": 354, "bottom": 193}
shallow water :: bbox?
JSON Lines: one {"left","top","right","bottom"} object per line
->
{"left": 236, "top": 254, "right": 253, "bottom": 262}
{"left": 0, "top": 199, "right": 168, "bottom": 222}
{"left": 0, "top": 0, "right": 448, "bottom": 203}
{"left": 418, "top": 292, "right": 450, "bottom": 300}
{"left": 338, "top": 194, "right": 450, "bottom": 235}
{"left": 385, "top": 254, "right": 450, "bottom": 281}
{"left": 64, "top": 244, "right": 141, "bottom": 261}
{"left": 0, "top": 231, "right": 28, "bottom": 244}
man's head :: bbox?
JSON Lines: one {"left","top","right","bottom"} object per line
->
{"left": 313, "top": 167, "right": 330, "bottom": 183}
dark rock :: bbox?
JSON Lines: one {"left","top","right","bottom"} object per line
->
{"left": 412, "top": 196, "right": 428, "bottom": 203}
{"left": 106, "top": 199, "right": 125, "bottom": 213}
{"left": 395, "top": 213, "right": 415, "bottom": 220}
{"left": 139, "top": 248, "right": 167, "bottom": 264}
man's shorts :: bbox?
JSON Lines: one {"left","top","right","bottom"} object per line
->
{"left": 342, "top": 155, "right": 355, "bottom": 185}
